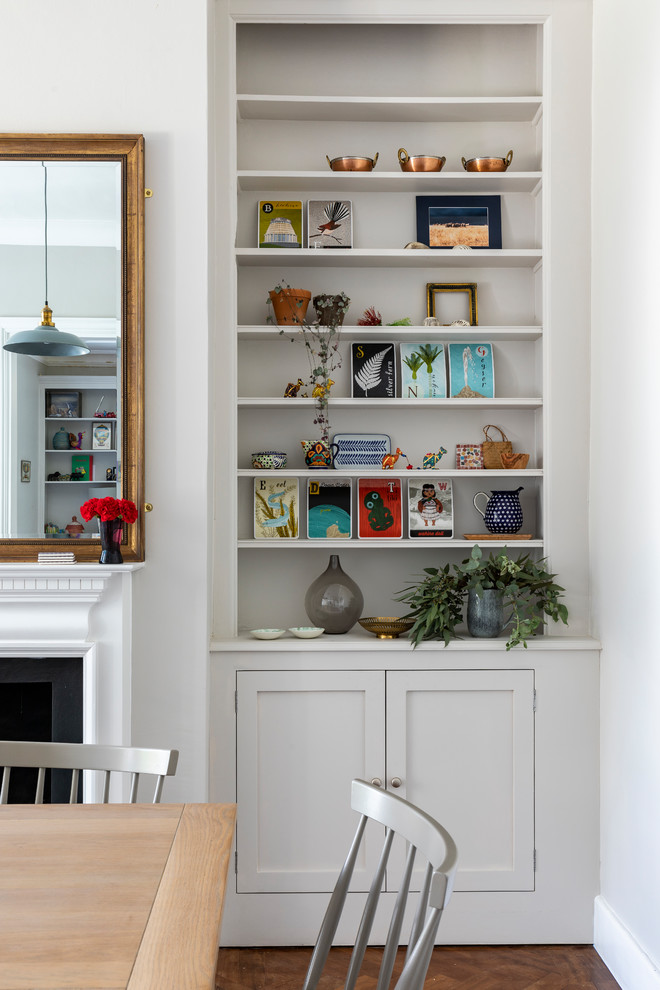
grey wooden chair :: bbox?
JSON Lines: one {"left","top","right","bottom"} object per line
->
{"left": 0, "top": 740, "right": 179, "bottom": 804}
{"left": 303, "top": 779, "right": 458, "bottom": 990}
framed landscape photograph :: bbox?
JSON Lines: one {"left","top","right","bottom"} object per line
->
{"left": 416, "top": 195, "right": 502, "bottom": 249}
{"left": 307, "top": 200, "right": 352, "bottom": 248}
{"left": 45, "top": 390, "right": 81, "bottom": 418}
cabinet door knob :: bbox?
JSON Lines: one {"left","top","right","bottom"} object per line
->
{"left": 390, "top": 777, "right": 402, "bottom": 788}
{"left": 370, "top": 777, "right": 382, "bottom": 788}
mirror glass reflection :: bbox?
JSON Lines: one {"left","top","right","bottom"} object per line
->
{"left": 0, "top": 160, "right": 121, "bottom": 540}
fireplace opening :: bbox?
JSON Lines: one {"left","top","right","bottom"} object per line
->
{"left": 0, "top": 658, "right": 83, "bottom": 802}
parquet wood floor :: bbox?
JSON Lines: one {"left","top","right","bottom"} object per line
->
{"left": 216, "top": 945, "right": 621, "bottom": 990}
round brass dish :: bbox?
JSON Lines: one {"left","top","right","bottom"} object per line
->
{"left": 398, "top": 148, "right": 446, "bottom": 172}
{"left": 461, "top": 149, "right": 514, "bottom": 172}
{"left": 359, "top": 617, "right": 415, "bottom": 640}
{"left": 326, "top": 153, "right": 379, "bottom": 172}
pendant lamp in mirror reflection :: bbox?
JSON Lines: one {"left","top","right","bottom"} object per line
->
{"left": 3, "top": 163, "right": 90, "bottom": 357}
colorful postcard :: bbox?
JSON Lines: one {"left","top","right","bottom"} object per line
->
{"left": 307, "top": 200, "right": 352, "bottom": 248}
{"left": 254, "top": 477, "right": 299, "bottom": 539}
{"left": 447, "top": 343, "right": 495, "bottom": 398}
{"left": 357, "top": 478, "right": 402, "bottom": 539}
{"left": 258, "top": 200, "right": 303, "bottom": 249}
{"left": 408, "top": 478, "right": 453, "bottom": 538}
{"left": 307, "top": 478, "right": 352, "bottom": 539}
{"left": 400, "top": 342, "right": 447, "bottom": 398}
{"left": 71, "top": 454, "right": 92, "bottom": 480}
{"left": 351, "top": 342, "right": 396, "bottom": 398}
{"left": 92, "top": 422, "right": 113, "bottom": 449}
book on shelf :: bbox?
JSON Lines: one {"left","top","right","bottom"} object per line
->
{"left": 258, "top": 200, "right": 303, "bottom": 249}
{"left": 447, "top": 343, "right": 494, "bottom": 398}
{"left": 71, "top": 454, "right": 92, "bottom": 480}
{"left": 307, "top": 478, "right": 352, "bottom": 539}
{"left": 407, "top": 478, "right": 453, "bottom": 538}
{"left": 400, "top": 342, "right": 447, "bottom": 398}
{"left": 351, "top": 342, "right": 396, "bottom": 398}
{"left": 307, "top": 200, "right": 352, "bottom": 248}
{"left": 254, "top": 477, "right": 299, "bottom": 539}
{"left": 357, "top": 478, "right": 402, "bottom": 539}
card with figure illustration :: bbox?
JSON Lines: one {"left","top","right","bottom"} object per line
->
{"left": 257, "top": 200, "right": 303, "bottom": 249}
{"left": 408, "top": 478, "right": 453, "bottom": 538}
{"left": 307, "top": 478, "right": 352, "bottom": 539}
{"left": 351, "top": 342, "right": 396, "bottom": 398}
{"left": 400, "top": 342, "right": 446, "bottom": 398}
{"left": 254, "top": 477, "right": 299, "bottom": 539}
{"left": 307, "top": 200, "right": 352, "bottom": 249}
{"left": 447, "top": 342, "right": 494, "bottom": 398}
{"left": 357, "top": 478, "right": 402, "bottom": 539}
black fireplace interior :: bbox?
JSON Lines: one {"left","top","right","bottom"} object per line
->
{"left": 0, "top": 658, "right": 83, "bottom": 802}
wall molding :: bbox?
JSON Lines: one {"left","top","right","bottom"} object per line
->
{"left": 595, "top": 896, "right": 660, "bottom": 990}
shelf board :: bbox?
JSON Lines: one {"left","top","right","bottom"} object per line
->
{"left": 238, "top": 397, "right": 543, "bottom": 409}
{"left": 237, "top": 170, "right": 542, "bottom": 195}
{"left": 238, "top": 538, "right": 545, "bottom": 549}
{"left": 236, "top": 94, "right": 543, "bottom": 124}
{"left": 238, "top": 325, "right": 543, "bottom": 342}
{"left": 235, "top": 248, "right": 542, "bottom": 269}
{"left": 45, "top": 481, "right": 115, "bottom": 486}
{"left": 239, "top": 469, "right": 542, "bottom": 479}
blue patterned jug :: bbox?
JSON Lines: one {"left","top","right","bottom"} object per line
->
{"left": 473, "top": 487, "right": 523, "bottom": 534}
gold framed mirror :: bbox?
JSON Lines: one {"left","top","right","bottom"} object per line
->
{"left": 0, "top": 134, "right": 144, "bottom": 561}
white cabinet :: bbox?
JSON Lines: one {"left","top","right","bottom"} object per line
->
{"left": 236, "top": 667, "right": 534, "bottom": 896}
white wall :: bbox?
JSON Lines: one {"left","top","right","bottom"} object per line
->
{"left": 591, "top": 0, "right": 660, "bottom": 985}
{"left": 0, "top": 0, "right": 211, "bottom": 799}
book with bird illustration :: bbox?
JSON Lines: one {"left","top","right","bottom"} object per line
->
{"left": 447, "top": 342, "right": 495, "bottom": 398}
{"left": 307, "top": 478, "right": 352, "bottom": 539}
{"left": 307, "top": 200, "right": 352, "bottom": 248}
{"left": 407, "top": 478, "right": 453, "bottom": 538}
{"left": 254, "top": 477, "right": 299, "bottom": 539}
{"left": 258, "top": 201, "right": 303, "bottom": 249}
{"left": 400, "top": 342, "right": 447, "bottom": 398}
{"left": 357, "top": 478, "right": 402, "bottom": 539}
{"left": 351, "top": 342, "right": 396, "bottom": 398}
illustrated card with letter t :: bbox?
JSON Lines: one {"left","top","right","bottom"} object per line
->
{"left": 357, "top": 478, "right": 402, "bottom": 539}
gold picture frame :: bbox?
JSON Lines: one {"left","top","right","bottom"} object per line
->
{"left": 426, "top": 282, "right": 478, "bottom": 326}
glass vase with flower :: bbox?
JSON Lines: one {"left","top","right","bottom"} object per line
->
{"left": 79, "top": 497, "right": 138, "bottom": 564}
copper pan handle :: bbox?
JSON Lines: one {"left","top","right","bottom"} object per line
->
{"left": 372, "top": 152, "right": 379, "bottom": 166}
{"left": 461, "top": 156, "right": 468, "bottom": 170}
{"left": 398, "top": 148, "right": 409, "bottom": 165}
{"left": 505, "top": 149, "right": 514, "bottom": 168}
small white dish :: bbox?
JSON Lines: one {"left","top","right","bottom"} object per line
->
{"left": 288, "top": 626, "right": 325, "bottom": 639}
{"left": 250, "top": 628, "right": 286, "bottom": 640}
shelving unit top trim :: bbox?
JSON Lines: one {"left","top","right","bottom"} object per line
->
{"left": 236, "top": 95, "right": 543, "bottom": 124}
{"left": 238, "top": 171, "right": 542, "bottom": 194}
{"left": 235, "top": 248, "right": 542, "bottom": 270}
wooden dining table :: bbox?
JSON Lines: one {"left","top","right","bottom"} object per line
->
{"left": 0, "top": 802, "right": 236, "bottom": 990}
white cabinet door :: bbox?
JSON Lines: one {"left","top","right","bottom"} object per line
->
{"left": 236, "top": 668, "right": 385, "bottom": 893}
{"left": 386, "top": 669, "right": 535, "bottom": 892}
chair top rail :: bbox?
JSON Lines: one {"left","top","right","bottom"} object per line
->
{"left": 351, "top": 780, "right": 458, "bottom": 906}
{"left": 0, "top": 741, "right": 179, "bottom": 777}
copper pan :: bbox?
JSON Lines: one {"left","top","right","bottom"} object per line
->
{"left": 462, "top": 150, "right": 513, "bottom": 172}
{"left": 326, "top": 153, "right": 378, "bottom": 172}
{"left": 398, "top": 148, "right": 446, "bottom": 172}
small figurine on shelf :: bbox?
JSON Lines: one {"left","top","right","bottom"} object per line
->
{"left": 284, "top": 378, "right": 305, "bottom": 397}
{"left": 68, "top": 431, "right": 85, "bottom": 449}
{"left": 382, "top": 447, "right": 408, "bottom": 470}
{"left": 311, "top": 379, "right": 335, "bottom": 399}
{"left": 422, "top": 448, "right": 448, "bottom": 470}
{"left": 106, "top": 466, "right": 117, "bottom": 481}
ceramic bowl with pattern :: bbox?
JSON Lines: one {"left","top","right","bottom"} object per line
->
{"left": 288, "top": 626, "right": 324, "bottom": 639}
{"left": 251, "top": 451, "right": 287, "bottom": 470}
{"left": 250, "top": 628, "right": 286, "bottom": 640}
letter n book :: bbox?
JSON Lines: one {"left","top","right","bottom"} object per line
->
{"left": 357, "top": 478, "right": 402, "bottom": 539}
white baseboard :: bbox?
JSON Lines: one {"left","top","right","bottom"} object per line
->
{"left": 594, "top": 896, "right": 660, "bottom": 990}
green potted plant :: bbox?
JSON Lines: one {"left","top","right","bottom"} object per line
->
{"left": 268, "top": 281, "right": 350, "bottom": 444}
{"left": 396, "top": 545, "right": 568, "bottom": 650}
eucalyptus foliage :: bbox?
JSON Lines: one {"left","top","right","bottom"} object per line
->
{"left": 397, "top": 545, "right": 568, "bottom": 650}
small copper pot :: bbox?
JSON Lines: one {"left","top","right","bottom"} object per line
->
{"left": 326, "top": 153, "right": 379, "bottom": 172}
{"left": 398, "top": 148, "right": 446, "bottom": 172}
{"left": 462, "top": 150, "right": 514, "bottom": 172}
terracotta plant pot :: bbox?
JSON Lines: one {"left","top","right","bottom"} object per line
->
{"left": 268, "top": 288, "right": 311, "bottom": 326}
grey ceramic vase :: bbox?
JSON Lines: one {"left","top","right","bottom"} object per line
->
{"left": 304, "top": 554, "right": 364, "bottom": 634}
{"left": 467, "top": 588, "right": 506, "bottom": 638}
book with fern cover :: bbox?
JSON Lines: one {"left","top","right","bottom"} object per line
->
{"left": 400, "top": 342, "right": 447, "bottom": 398}
{"left": 351, "top": 343, "right": 396, "bottom": 398}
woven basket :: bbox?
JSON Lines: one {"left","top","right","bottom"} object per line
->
{"left": 482, "top": 425, "right": 513, "bottom": 469}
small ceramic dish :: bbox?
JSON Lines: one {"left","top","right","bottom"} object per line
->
{"left": 251, "top": 451, "right": 287, "bottom": 469}
{"left": 250, "top": 628, "right": 286, "bottom": 640}
{"left": 288, "top": 626, "right": 325, "bottom": 639}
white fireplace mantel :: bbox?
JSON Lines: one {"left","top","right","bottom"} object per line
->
{"left": 0, "top": 564, "right": 144, "bottom": 641}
